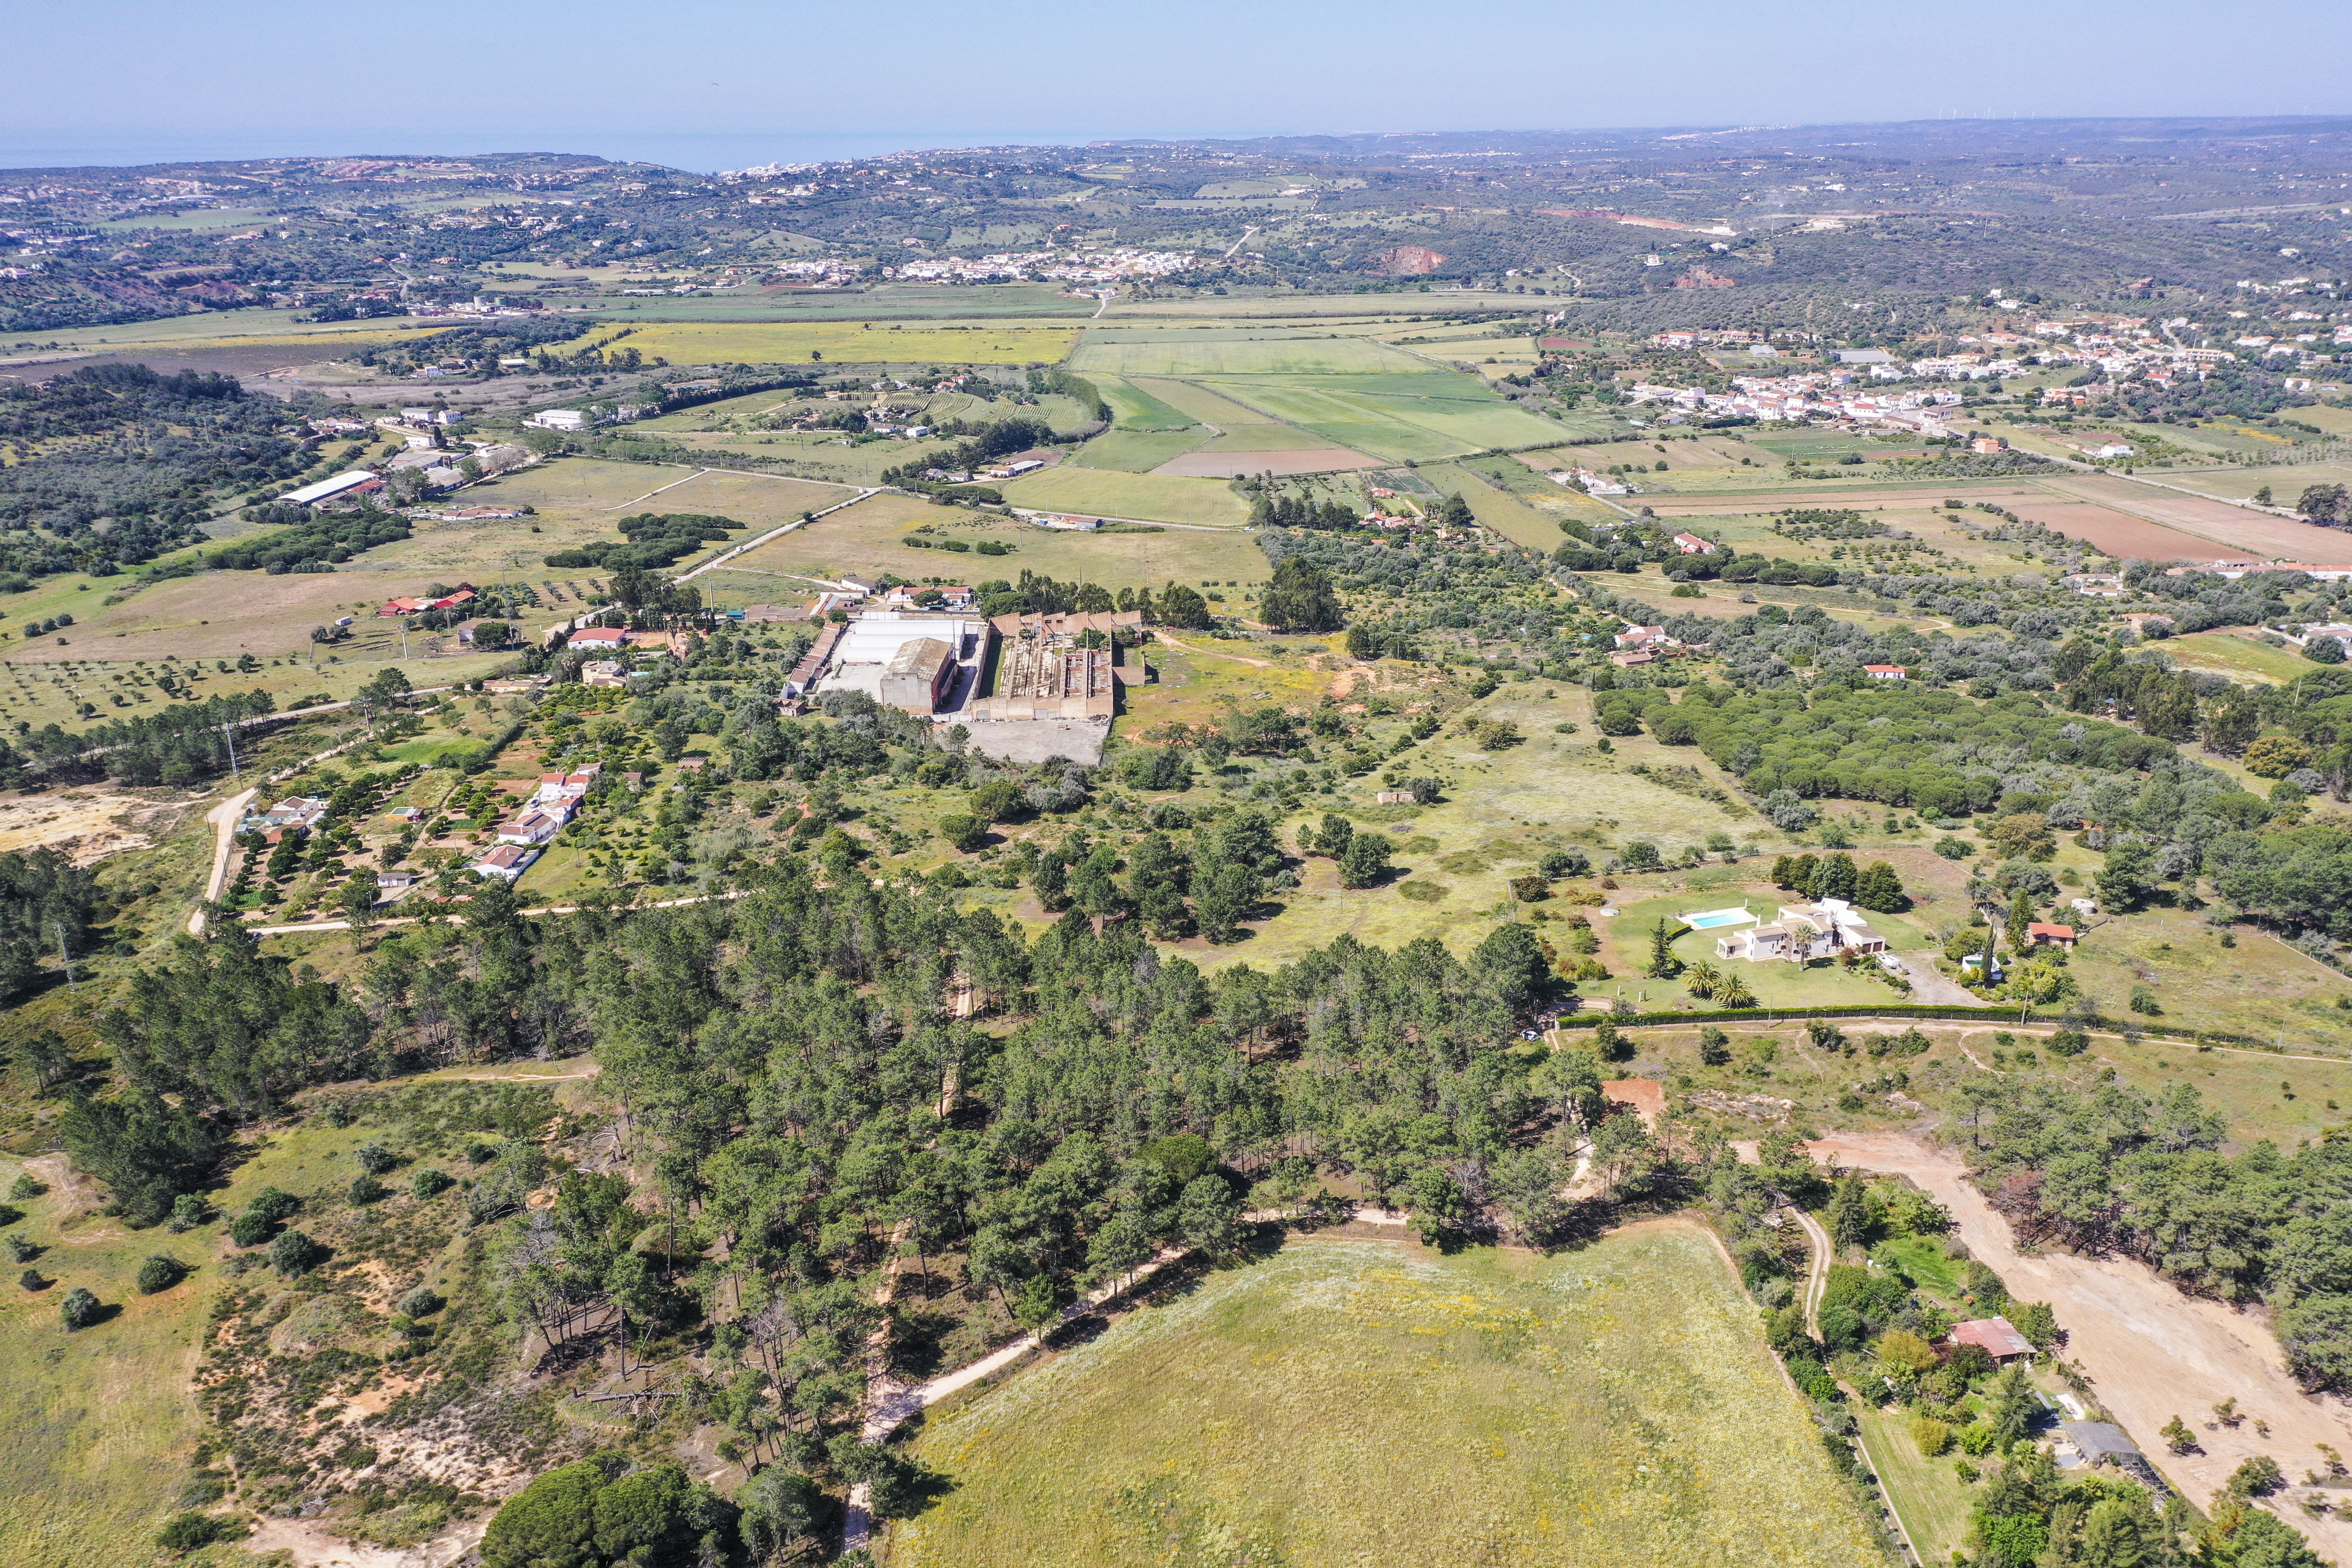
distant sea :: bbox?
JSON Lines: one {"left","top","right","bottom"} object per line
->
{"left": 0, "top": 130, "right": 1108, "bottom": 174}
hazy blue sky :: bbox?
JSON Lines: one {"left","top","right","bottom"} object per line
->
{"left": 7, "top": 0, "right": 2349, "bottom": 170}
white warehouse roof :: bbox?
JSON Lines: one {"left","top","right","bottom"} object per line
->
{"left": 278, "top": 471, "right": 381, "bottom": 507}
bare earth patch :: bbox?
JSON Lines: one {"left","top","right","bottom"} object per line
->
{"left": 0, "top": 788, "right": 179, "bottom": 863}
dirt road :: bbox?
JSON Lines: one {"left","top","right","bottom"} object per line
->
{"left": 1813, "top": 1131, "right": 2352, "bottom": 1556}
{"left": 189, "top": 787, "right": 257, "bottom": 934}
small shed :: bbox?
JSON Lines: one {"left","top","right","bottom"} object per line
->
{"left": 2027, "top": 922, "right": 2077, "bottom": 950}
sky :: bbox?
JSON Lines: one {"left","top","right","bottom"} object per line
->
{"left": 7, "top": 0, "right": 2350, "bottom": 172}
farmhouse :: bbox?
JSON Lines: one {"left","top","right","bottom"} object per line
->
{"left": 378, "top": 585, "right": 475, "bottom": 617}
{"left": 472, "top": 844, "right": 540, "bottom": 882}
{"left": 1671, "top": 532, "right": 1716, "bottom": 554}
{"left": 566, "top": 627, "right": 629, "bottom": 651}
{"left": 526, "top": 409, "right": 588, "bottom": 431}
{"left": 1950, "top": 1317, "right": 2035, "bottom": 1365}
{"left": 1863, "top": 664, "right": 1907, "bottom": 681}
{"left": 280, "top": 471, "right": 384, "bottom": 510}
{"left": 2026, "top": 922, "right": 2078, "bottom": 950}
{"left": 581, "top": 659, "right": 628, "bottom": 688}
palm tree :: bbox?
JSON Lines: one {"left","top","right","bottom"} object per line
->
{"left": 1716, "top": 971, "right": 1758, "bottom": 1009}
{"left": 1684, "top": 960, "right": 1721, "bottom": 1000}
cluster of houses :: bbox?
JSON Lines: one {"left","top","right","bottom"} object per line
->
{"left": 885, "top": 247, "right": 1196, "bottom": 284}
{"left": 474, "top": 767, "right": 601, "bottom": 881}
{"left": 1625, "top": 375, "right": 1968, "bottom": 430}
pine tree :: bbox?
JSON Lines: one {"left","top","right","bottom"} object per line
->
{"left": 1647, "top": 919, "right": 1681, "bottom": 979}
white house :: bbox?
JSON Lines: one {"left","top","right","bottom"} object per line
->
{"left": 472, "top": 844, "right": 540, "bottom": 882}
{"left": 1718, "top": 897, "right": 1886, "bottom": 963}
{"left": 527, "top": 409, "right": 588, "bottom": 431}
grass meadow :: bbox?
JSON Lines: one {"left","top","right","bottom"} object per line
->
{"left": 1854, "top": 1407, "right": 1974, "bottom": 1563}
{"left": 891, "top": 1227, "right": 1884, "bottom": 1568}
{"left": 700, "top": 493, "right": 1265, "bottom": 606}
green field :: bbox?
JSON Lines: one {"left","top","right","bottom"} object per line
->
{"left": 997, "top": 465, "right": 1254, "bottom": 527}
{"left": 1059, "top": 330, "right": 1574, "bottom": 464}
{"left": 1069, "top": 331, "right": 1429, "bottom": 378}
{"left": 894, "top": 1227, "right": 1884, "bottom": 1568}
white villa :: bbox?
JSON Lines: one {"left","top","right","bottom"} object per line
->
{"left": 1717, "top": 897, "right": 1888, "bottom": 964}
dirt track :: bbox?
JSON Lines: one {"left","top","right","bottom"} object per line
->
{"left": 1813, "top": 1131, "right": 2352, "bottom": 1556}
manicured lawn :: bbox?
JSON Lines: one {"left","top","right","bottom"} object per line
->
{"left": 895, "top": 1226, "right": 1883, "bottom": 1568}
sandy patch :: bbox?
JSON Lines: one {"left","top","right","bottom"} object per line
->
{"left": 1152, "top": 447, "right": 1382, "bottom": 478}
{"left": 0, "top": 788, "right": 178, "bottom": 864}
{"left": 1813, "top": 1130, "right": 2352, "bottom": 1558}
{"left": 244, "top": 1514, "right": 488, "bottom": 1568}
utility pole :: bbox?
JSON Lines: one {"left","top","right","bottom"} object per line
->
{"left": 225, "top": 720, "right": 240, "bottom": 788}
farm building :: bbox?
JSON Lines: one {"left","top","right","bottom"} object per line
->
{"left": 1949, "top": 1317, "right": 2035, "bottom": 1365}
{"left": 2027, "top": 922, "right": 2077, "bottom": 950}
{"left": 1863, "top": 664, "right": 1907, "bottom": 681}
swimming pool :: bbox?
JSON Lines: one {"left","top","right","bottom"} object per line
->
{"left": 1679, "top": 907, "right": 1757, "bottom": 930}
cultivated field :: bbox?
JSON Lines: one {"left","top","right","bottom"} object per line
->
{"left": 2038, "top": 473, "right": 2352, "bottom": 563}
{"left": 595, "top": 322, "right": 1082, "bottom": 367}
{"left": 894, "top": 1227, "right": 1884, "bottom": 1568}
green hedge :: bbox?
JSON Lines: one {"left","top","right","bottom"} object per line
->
{"left": 1551, "top": 1004, "right": 2292, "bottom": 1053}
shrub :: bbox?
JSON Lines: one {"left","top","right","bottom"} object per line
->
{"left": 1539, "top": 848, "right": 1589, "bottom": 879}
{"left": 347, "top": 1174, "right": 388, "bottom": 1206}
{"left": 59, "top": 1285, "right": 101, "bottom": 1329}
{"left": 2047, "top": 1027, "right": 2089, "bottom": 1057}
{"left": 245, "top": 1187, "right": 300, "bottom": 1224}
{"left": 135, "top": 1254, "right": 187, "bottom": 1294}
{"left": 352, "top": 1141, "right": 398, "bottom": 1174}
{"left": 3, "top": 1234, "right": 32, "bottom": 1264}
{"left": 9, "top": 1173, "right": 43, "bottom": 1200}
{"left": 228, "top": 1210, "right": 274, "bottom": 1248}
{"left": 936, "top": 814, "right": 986, "bottom": 853}
{"left": 1911, "top": 1416, "right": 1954, "bottom": 1457}
{"left": 166, "top": 1192, "right": 210, "bottom": 1233}
{"left": 2229, "top": 1455, "right": 2286, "bottom": 1497}
{"left": 268, "top": 1228, "right": 325, "bottom": 1278}
{"left": 156, "top": 1511, "right": 246, "bottom": 1553}
{"left": 397, "top": 1284, "right": 446, "bottom": 1317}
{"left": 410, "top": 1168, "right": 453, "bottom": 1200}
{"left": 1933, "top": 837, "right": 1974, "bottom": 860}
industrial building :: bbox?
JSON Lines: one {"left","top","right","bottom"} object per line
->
{"left": 812, "top": 611, "right": 992, "bottom": 715}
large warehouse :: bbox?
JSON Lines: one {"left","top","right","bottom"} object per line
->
{"left": 812, "top": 612, "right": 992, "bottom": 715}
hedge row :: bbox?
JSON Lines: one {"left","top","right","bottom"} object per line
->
{"left": 1551, "top": 1003, "right": 2293, "bottom": 1053}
